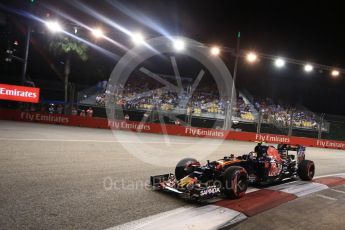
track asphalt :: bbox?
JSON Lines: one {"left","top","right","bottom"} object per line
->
{"left": 0, "top": 120, "right": 344, "bottom": 229}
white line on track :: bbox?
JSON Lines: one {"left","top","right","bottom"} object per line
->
{"left": 314, "top": 173, "right": 345, "bottom": 179}
{"left": 267, "top": 181, "right": 328, "bottom": 197}
{"left": 105, "top": 206, "right": 194, "bottom": 230}
{"left": 315, "top": 194, "right": 337, "bottom": 201}
{"left": 0, "top": 137, "right": 222, "bottom": 145}
{"left": 329, "top": 188, "right": 345, "bottom": 194}
{"left": 106, "top": 205, "right": 246, "bottom": 230}
{"left": 246, "top": 187, "right": 260, "bottom": 193}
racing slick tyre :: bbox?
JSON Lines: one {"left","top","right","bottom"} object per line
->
{"left": 175, "top": 158, "right": 200, "bottom": 180}
{"left": 223, "top": 166, "right": 248, "bottom": 199}
{"left": 298, "top": 160, "right": 315, "bottom": 180}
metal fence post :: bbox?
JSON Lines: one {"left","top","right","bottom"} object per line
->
{"left": 318, "top": 113, "right": 325, "bottom": 139}
{"left": 257, "top": 110, "right": 262, "bottom": 134}
{"left": 288, "top": 110, "right": 293, "bottom": 136}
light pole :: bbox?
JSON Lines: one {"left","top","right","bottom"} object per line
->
{"left": 225, "top": 31, "right": 240, "bottom": 130}
{"left": 318, "top": 113, "right": 325, "bottom": 139}
{"left": 22, "top": 24, "right": 31, "bottom": 85}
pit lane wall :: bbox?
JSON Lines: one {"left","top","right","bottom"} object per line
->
{"left": 1, "top": 109, "right": 345, "bottom": 150}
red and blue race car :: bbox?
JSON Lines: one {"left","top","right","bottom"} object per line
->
{"left": 150, "top": 143, "right": 315, "bottom": 200}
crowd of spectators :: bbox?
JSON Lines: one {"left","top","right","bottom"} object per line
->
{"left": 122, "top": 91, "right": 178, "bottom": 111}
{"left": 254, "top": 98, "right": 318, "bottom": 129}
{"left": 234, "top": 96, "right": 255, "bottom": 121}
{"left": 188, "top": 87, "right": 224, "bottom": 115}
{"left": 89, "top": 78, "right": 318, "bottom": 129}
{"left": 94, "top": 81, "right": 256, "bottom": 121}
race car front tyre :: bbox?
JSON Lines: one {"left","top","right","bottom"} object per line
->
{"left": 223, "top": 166, "right": 248, "bottom": 199}
{"left": 175, "top": 158, "right": 200, "bottom": 180}
{"left": 298, "top": 160, "right": 315, "bottom": 180}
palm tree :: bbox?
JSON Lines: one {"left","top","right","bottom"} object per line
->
{"left": 49, "top": 36, "right": 88, "bottom": 114}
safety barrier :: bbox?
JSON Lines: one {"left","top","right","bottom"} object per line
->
{"left": 1, "top": 109, "right": 344, "bottom": 150}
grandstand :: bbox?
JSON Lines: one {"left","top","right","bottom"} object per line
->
{"left": 76, "top": 78, "right": 328, "bottom": 137}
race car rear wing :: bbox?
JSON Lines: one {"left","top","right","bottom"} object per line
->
{"left": 278, "top": 144, "right": 305, "bottom": 152}
{"left": 277, "top": 144, "right": 306, "bottom": 162}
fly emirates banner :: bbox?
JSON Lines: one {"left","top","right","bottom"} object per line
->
{"left": 0, "top": 84, "right": 40, "bottom": 103}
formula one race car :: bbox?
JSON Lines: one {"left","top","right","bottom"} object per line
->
{"left": 150, "top": 143, "right": 315, "bottom": 200}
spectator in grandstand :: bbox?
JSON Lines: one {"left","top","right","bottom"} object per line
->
{"left": 95, "top": 93, "right": 106, "bottom": 106}
{"left": 48, "top": 104, "right": 55, "bottom": 114}
{"left": 186, "top": 106, "right": 192, "bottom": 115}
{"left": 56, "top": 104, "right": 63, "bottom": 114}
{"left": 143, "top": 112, "right": 150, "bottom": 120}
{"left": 102, "top": 80, "right": 108, "bottom": 91}
{"left": 96, "top": 94, "right": 102, "bottom": 104}
{"left": 71, "top": 107, "right": 78, "bottom": 116}
{"left": 125, "top": 114, "right": 130, "bottom": 121}
{"left": 86, "top": 107, "right": 94, "bottom": 117}
{"left": 80, "top": 110, "right": 86, "bottom": 117}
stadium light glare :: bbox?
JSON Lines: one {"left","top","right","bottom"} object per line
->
{"left": 210, "top": 46, "right": 220, "bottom": 56}
{"left": 131, "top": 32, "right": 145, "bottom": 45}
{"left": 274, "top": 58, "right": 285, "bottom": 68}
{"left": 246, "top": 52, "right": 257, "bottom": 63}
{"left": 173, "top": 39, "right": 185, "bottom": 51}
{"left": 45, "top": 21, "right": 63, "bottom": 33}
{"left": 304, "top": 64, "right": 313, "bottom": 72}
{"left": 331, "top": 70, "right": 340, "bottom": 77}
{"left": 91, "top": 28, "right": 104, "bottom": 38}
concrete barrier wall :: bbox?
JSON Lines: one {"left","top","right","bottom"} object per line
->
{"left": 1, "top": 109, "right": 344, "bottom": 150}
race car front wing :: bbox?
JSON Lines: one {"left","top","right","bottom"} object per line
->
{"left": 150, "top": 174, "right": 221, "bottom": 199}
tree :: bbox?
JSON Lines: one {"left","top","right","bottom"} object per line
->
{"left": 49, "top": 36, "right": 88, "bottom": 114}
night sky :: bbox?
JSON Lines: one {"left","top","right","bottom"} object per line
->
{"left": 1, "top": 0, "right": 345, "bottom": 115}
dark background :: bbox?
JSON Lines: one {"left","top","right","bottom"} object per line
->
{"left": 1, "top": 0, "right": 344, "bottom": 114}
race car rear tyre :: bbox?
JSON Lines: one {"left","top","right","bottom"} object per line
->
{"left": 298, "top": 160, "right": 315, "bottom": 180}
{"left": 175, "top": 158, "right": 200, "bottom": 180}
{"left": 223, "top": 166, "right": 248, "bottom": 199}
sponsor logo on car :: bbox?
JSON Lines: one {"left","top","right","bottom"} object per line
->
{"left": 200, "top": 186, "right": 221, "bottom": 196}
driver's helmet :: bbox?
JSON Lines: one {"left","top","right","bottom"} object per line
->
{"left": 254, "top": 142, "right": 262, "bottom": 152}
{"left": 255, "top": 143, "right": 268, "bottom": 158}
